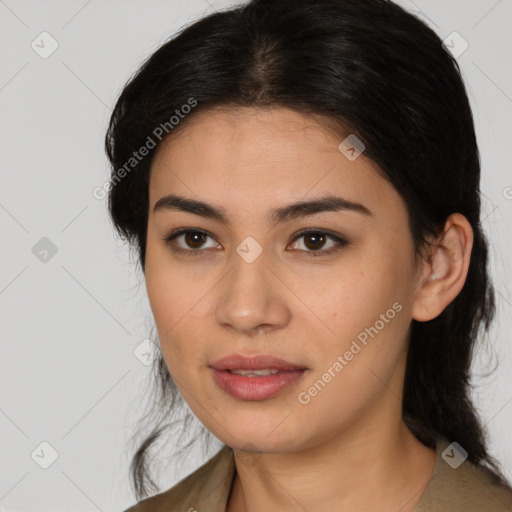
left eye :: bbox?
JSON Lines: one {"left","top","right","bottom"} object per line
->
{"left": 289, "top": 230, "right": 347, "bottom": 255}
{"left": 162, "top": 229, "right": 347, "bottom": 257}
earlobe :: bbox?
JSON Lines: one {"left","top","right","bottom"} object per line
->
{"left": 412, "top": 213, "right": 473, "bottom": 322}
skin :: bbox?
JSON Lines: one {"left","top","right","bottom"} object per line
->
{"left": 144, "top": 106, "right": 474, "bottom": 511}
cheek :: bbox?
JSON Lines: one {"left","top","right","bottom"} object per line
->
{"left": 145, "top": 240, "right": 189, "bottom": 331}
{"left": 314, "top": 254, "right": 405, "bottom": 334}
{"left": 305, "top": 246, "right": 412, "bottom": 377}
{"left": 145, "top": 274, "right": 176, "bottom": 333}
{"left": 144, "top": 260, "right": 187, "bottom": 364}
{"left": 144, "top": 263, "right": 213, "bottom": 378}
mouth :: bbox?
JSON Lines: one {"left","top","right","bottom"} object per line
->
{"left": 210, "top": 367, "right": 307, "bottom": 400}
{"left": 208, "top": 353, "right": 308, "bottom": 400}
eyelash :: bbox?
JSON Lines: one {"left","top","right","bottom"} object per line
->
{"left": 161, "top": 228, "right": 348, "bottom": 258}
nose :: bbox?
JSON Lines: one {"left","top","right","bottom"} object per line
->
{"left": 215, "top": 249, "right": 292, "bottom": 337}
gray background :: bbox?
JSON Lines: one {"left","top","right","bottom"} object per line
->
{"left": 1, "top": 0, "right": 511, "bottom": 510}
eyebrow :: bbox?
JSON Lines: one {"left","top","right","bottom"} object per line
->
{"left": 153, "top": 193, "right": 373, "bottom": 225}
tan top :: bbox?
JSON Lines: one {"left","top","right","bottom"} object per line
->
{"left": 124, "top": 436, "right": 512, "bottom": 511}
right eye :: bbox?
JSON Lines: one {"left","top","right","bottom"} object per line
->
{"left": 162, "top": 229, "right": 220, "bottom": 256}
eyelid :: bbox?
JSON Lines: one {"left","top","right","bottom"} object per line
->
{"left": 161, "top": 227, "right": 348, "bottom": 257}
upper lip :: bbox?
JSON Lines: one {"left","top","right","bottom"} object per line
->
{"left": 209, "top": 353, "right": 307, "bottom": 371}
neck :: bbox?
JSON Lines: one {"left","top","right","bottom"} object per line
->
{"left": 227, "top": 411, "right": 436, "bottom": 512}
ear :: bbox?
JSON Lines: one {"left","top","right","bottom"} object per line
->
{"left": 411, "top": 213, "right": 474, "bottom": 322}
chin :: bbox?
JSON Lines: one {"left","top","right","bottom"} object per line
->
{"left": 219, "top": 423, "right": 304, "bottom": 454}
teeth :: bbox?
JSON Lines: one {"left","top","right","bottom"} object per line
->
{"left": 229, "top": 368, "right": 281, "bottom": 376}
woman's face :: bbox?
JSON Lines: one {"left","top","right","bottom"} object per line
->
{"left": 145, "top": 107, "right": 424, "bottom": 453}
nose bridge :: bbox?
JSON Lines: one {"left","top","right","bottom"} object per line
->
{"left": 230, "top": 238, "right": 268, "bottom": 293}
{"left": 215, "top": 239, "right": 290, "bottom": 334}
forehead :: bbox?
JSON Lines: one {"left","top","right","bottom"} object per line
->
{"left": 148, "top": 107, "right": 403, "bottom": 222}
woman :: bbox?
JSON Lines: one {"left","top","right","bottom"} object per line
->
{"left": 105, "top": 0, "right": 512, "bottom": 510}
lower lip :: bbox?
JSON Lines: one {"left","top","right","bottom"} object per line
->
{"left": 210, "top": 368, "right": 307, "bottom": 400}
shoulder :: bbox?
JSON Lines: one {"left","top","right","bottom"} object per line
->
{"left": 122, "top": 445, "right": 235, "bottom": 512}
{"left": 434, "top": 462, "right": 512, "bottom": 511}
{"left": 416, "top": 437, "right": 512, "bottom": 512}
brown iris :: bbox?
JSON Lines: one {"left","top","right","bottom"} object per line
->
{"left": 184, "top": 231, "right": 208, "bottom": 249}
{"left": 302, "top": 232, "right": 326, "bottom": 251}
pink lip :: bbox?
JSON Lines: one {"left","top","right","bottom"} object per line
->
{"left": 209, "top": 353, "right": 308, "bottom": 401}
{"left": 210, "top": 368, "right": 307, "bottom": 400}
{"left": 209, "top": 353, "right": 307, "bottom": 371}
